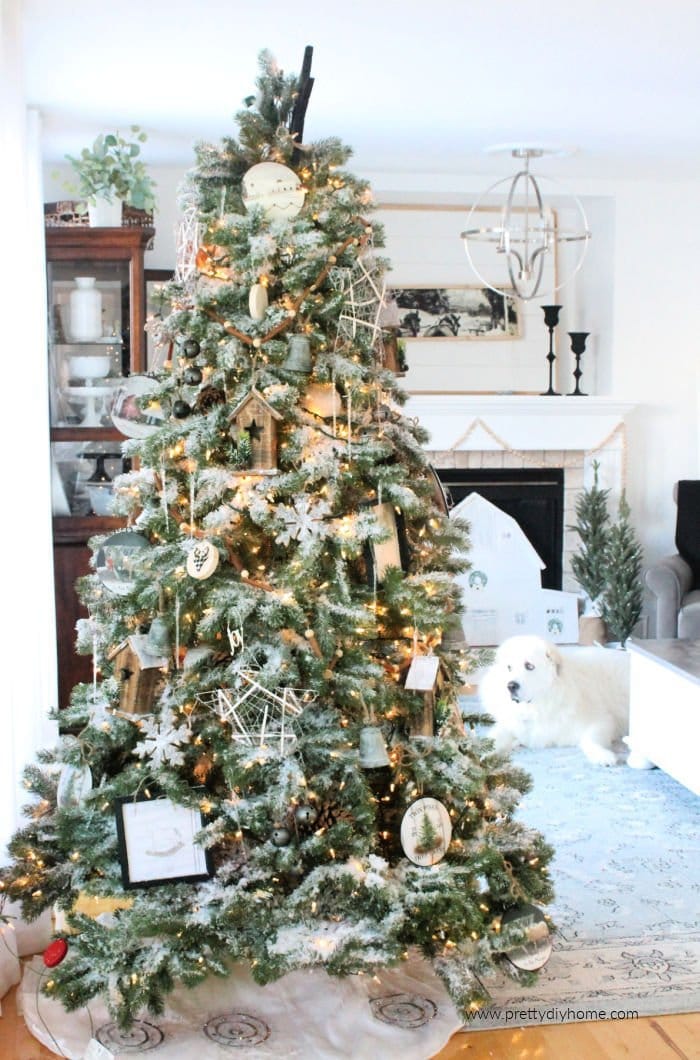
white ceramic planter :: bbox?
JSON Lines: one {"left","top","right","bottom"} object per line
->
{"left": 88, "top": 196, "right": 122, "bottom": 227}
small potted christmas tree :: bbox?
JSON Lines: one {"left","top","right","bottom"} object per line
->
{"left": 569, "top": 460, "right": 611, "bottom": 643}
{"left": 601, "top": 493, "right": 644, "bottom": 645}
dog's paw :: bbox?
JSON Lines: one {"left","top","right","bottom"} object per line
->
{"left": 490, "top": 727, "right": 517, "bottom": 755}
{"left": 581, "top": 742, "right": 618, "bottom": 767}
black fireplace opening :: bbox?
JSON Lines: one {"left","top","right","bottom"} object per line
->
{"left": 437, "top": 467, "right": 565, "bottom": 591}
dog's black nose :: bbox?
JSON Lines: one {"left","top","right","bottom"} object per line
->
{"left": 507, "top": 680, "right": 519, "bottom": 693}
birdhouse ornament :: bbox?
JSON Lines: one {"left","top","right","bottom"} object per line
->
{"left": 107, "top": 634, "right": 169, "bottom": 714}
{"left": 228, "top": 388, "right": 283, "bottom": 473}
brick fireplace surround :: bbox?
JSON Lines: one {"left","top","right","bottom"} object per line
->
{"left": 406, "top": 395, "right": 635, "bottom": 593}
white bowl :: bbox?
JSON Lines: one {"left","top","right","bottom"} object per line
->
{"left": 69, "top": 355, "right": 111, "bottom": 380}
{"left": 87, "top": 484, "right": 115, "bottom": 516}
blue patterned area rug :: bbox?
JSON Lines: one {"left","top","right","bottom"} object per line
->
{"left": 464, "top": 744, "right": 700, "bottom": 1029}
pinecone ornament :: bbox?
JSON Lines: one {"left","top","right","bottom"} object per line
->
{"left": 195, "top": 385, "right": 226, "bottom": 413}
{"left": 290, "top": 800, "right": 351, "bottom": 839}
{"left": 210, "top": 834, "right": 249, "bottom": 878}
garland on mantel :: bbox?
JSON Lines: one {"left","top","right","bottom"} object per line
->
{"left": 433, "top": 418, "right": 628, "bottom": 486}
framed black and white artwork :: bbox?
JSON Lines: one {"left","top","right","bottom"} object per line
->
{"left": 115, "top": 794, "right": 212, "bottom": 889}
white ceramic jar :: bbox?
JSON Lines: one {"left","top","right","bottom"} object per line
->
{"left": 69, "top": 277, "right": 103, "bottom": 341}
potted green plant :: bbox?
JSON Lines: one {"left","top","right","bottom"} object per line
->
{"left": 65, "top": 126, "right": 157, "bottom": 226}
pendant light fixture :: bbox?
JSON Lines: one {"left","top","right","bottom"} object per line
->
{"left": 460, "top": 146, "right": 591, "bottom": 301}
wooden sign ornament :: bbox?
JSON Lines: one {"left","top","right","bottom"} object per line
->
{"left": 400, "top": 797, "right": 452, "bottom": 867}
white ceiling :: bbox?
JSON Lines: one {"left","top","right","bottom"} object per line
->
{"left": 20, "top": 0, "right": 700, "bottom": 181}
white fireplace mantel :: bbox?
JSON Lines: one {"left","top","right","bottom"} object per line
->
{"left": 404, "top": 395, "right": 637, "bottom": 453}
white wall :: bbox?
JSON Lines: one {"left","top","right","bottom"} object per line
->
{"left": 609, "top": 180, "right": 700, "bottom": 563}
{"left": 43, "top": 162, "right": 700, "bottom": 618}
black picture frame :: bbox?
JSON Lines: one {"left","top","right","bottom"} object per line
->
{"left": 389, "top": 285, "right": 521, "bottom": 341}
{"left": 115, "top": 793, "right": 213, "bottom": 889}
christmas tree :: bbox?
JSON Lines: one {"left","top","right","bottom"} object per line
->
{"left": 601, "top": 493, "right": 644, "bottom": 643}
{"left": 2, "top": 49, "right": 553, "bottom": 1030}
{"left": 569, "top": 459, "right": 611, "bottom": 614}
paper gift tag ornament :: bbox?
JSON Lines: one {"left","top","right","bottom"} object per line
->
{"left": 186, "top": 540, "right": 220, "bottom": 580}
{"left": 400, "top": 797, "right": 452, "bottom": 867}
{"left": 405, "top": 654, "right": 440, "bottom": 691}
{"left": 242, "top": 162, "right": 306, "bottom": 220}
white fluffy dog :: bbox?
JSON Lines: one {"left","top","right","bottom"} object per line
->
{"left": 478, "top": 634, "right": 630, "bottom": 766}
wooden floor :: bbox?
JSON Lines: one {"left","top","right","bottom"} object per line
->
{"left": 435, "top": 1012, "right": 700, "bottom": 1059}
{"left": 1, "top": 982, "right": 697, "bottom": 1059}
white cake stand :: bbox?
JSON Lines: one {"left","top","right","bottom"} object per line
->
{"left": 64, "top": 383, "right": 116, "bottom": 428}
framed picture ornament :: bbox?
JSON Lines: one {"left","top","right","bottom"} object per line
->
{"left": 364, "top": 501, "right": 410, "bottom": 584}
{"left": 400, "top": 797, "right": 452, "bottom": 866}
{"left": 500, "top": 903, "right": 552, "bottom": 971}
{"left": 115, "top": 794, "right": 212, "bottom": 889}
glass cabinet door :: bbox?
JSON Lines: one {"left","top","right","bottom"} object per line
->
{"left": 51, "top": 441, "right": 130, "bottom": 518}
{"left": 48, "top": 258, "right": 129, "bottom": 430}
{"left": 46, "top": 225, "right": 153, "bottom": 524}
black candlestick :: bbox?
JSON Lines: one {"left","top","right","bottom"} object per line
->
{"left": 540, "top": 305, "right": 562, "bottom": 396}
{"left": 567, "top": 332, "right": 589, "bottom": 396}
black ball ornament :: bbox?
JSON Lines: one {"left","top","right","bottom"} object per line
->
{"left": 182, "top": 339, "right": 201, "bottom": 359}
{"left": 294, "top": 805, "right": 318, "bottom": 826}
{"left": 270, "top": 827, "right": 291, "bottom": 847}
{"left": 183, "top": 365, "right": 203, "bottom": 386}
{"left": 172, "top": 398, "right": 192, "bottom": 419}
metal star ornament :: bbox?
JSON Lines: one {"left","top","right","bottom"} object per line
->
{"left": 196, "top": 672, "right": 315, "bottom": 754}
{"left": 175, "top": 195, "right": 204, "bottom": 288}
{"left": 331, "top": 251, "right": 388, "bottom": 351}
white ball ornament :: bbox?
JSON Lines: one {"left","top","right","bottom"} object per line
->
{"left": 242, "top": 162, "right": 306, "bottom": 221}
{"left": 57, "top": 763, "right": 93, "bottom": 808}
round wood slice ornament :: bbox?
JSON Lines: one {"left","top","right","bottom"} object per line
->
{"left": 186, "top": 540, "right": 220, "bottom": 580}
{"left": 400, "top": 797, "right": 452, "bottom": 867}
{"left": 242, "top": 161, "right": 306, "bottom": 220}
{"left": 501, "top": 903, "right": 552, "bottom": 971}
